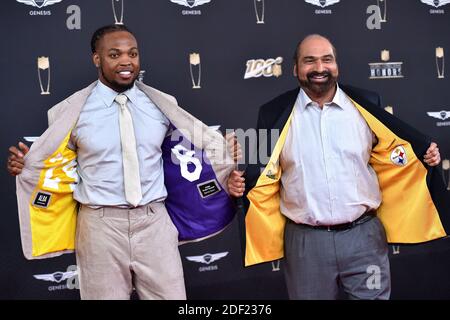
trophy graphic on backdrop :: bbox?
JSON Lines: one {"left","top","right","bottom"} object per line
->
{"left": 189, "top": 53, "right": 202, "bottom": 89}
{"left": 37, "top": 56, "right": 50, "bottom": 95}
{"left": 112, "top": 0, "right": 124, "bottom": 25}
{"left": 384, "top": 106, "right": 394, "bottom": 114}
{"left": 436, "top": 47, "right": 445, "bottom": 79}
{"left": 443, "top": 159, "right": 450, "bottom": 191}
{"left": 369, "top": 49, "right": 404, "bottom": 79}
{"left": 381, "top": 49, "right": 390, "bottom": 62}
{"left": 254, "top": 0, "right": 265, "bottom": 24}
{"left": 377, "top": 0, "right": 387, "bottom": 22}
{"left": 138, "top": 70, "right": 146, "bottom": 82}
{"left": 392, "top": 245, "right": 400, "bottom": 255}
{"left": 271, "top": 260, "right": 280, "bottom": 272}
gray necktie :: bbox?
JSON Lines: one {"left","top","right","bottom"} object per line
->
{"left": 115, "top": 94, "right": 142, "bottom": 207}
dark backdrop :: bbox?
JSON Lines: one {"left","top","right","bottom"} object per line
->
{"left": 1, "top": 0, "right": 449, "bottom": 299}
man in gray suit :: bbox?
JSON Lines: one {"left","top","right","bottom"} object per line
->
{"left": 227, "top": 34, "right": 442, "bottom": 300}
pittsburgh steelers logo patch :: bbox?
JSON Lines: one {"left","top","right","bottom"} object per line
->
{"left": 390, "top": 146, "right": 408, "bottom": 166}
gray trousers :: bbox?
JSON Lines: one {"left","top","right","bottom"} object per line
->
{"left": 284, "top": 215, "right": 391, "bottom": 300}
{"left": 75, "top": 201, "right": 186, "bottom": 300}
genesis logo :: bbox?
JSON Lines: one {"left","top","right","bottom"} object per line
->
{"left": 186, "top": 252, "right": 228, "bottom": 265}
{"left": 17, "top": 0, "right": 62, "bottom": 16}
{"left": 34, "top": 270, "right": 77, "bottom": 283}
{"left": 427, "top": 110, "right": 450, "bottom": 120}
{"left": 305, "top": 0, "right": 339, "bottom": 8}
{"left": 421, "top": 0, "right": 450, "bottom": 8}
{"left": 421, "top": 0, "right": 450, "bottom": 14}
{"left": 170, "top": 0, "right": 211, "bottom": 15}
{"left": 427, "top": 110, "right": 450, "bottom": 126}
{"left": 33, "top": 267, "right": 79, "bottom": 291}
{"left": 304, "top": 0, "right": 339, "bottom": 14}
{"left": 17, "top": 0, "right": 62, "bottom": 8}
{"left": 170, "top": 0, "right": 211, "bottom": 8}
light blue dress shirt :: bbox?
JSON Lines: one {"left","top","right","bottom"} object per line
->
{"left": 71, "top": 81, "right": 170, "bottom": 207}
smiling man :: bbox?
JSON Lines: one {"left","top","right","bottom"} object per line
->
{"left": 7, "top": 25, "right": 237, "bottom": 300}
{"left": 93, "top": 28, "right": 138, "bottom": 91}
{"left": 228, "top": 34, "right": 447, "bottom": 300}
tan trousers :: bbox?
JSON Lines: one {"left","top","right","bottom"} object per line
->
{"left": 75, "top": 201, "right": 186, "bottom": 300}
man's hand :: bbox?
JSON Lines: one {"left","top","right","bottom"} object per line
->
{"left": 7, "top": 142, "right": 29, "bottom": 176}
{"left": 227, "top": 170, "right": 245, "bottom": 197}
{"left": 225, "top": 131, "right": 244, "bottom": 197}
{"left": 225, "top": 132, "right": 242, "bottom": 163}
{"left": 423, "top": 142, "right": 440, "bottom": 167}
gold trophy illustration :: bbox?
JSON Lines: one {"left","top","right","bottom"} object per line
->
{"left": 37, "top": 56, "right": 50, "bottom": 95}
{"left": 436, "top": 47, "right": 445, "bottom": 79}
{"left": 443, "top": 159, "right": 449, "bottom": 191}
{"left": 189, "top": 53, "right": 201, "bottom": 89}
{"left": 254, "top": 0, "right": 265, "bottom": 24}
{"left": 112, "top": 0, "right": 124, "bottom": 25}
{"left": 377, "top": 0, "right": 387, "bottom": 22}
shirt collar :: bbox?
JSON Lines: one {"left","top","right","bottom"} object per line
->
{"left": 296, "top": 83, "right": 347, "bottom": 113}
{"left": 95, "top": 80, "right": 138, "bottom": 108}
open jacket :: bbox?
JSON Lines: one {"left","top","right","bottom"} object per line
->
{"left": 243, "top": 85, "right": 450, "bottom": 267}
{"left": 16, "top": 81, "right": 236, "bottom": 260}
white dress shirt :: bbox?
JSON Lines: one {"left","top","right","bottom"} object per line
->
{"left": 279, "top": 85, "right": 381, "bottom": 226}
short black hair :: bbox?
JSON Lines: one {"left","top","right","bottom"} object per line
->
{"left": 90, "top": 24, "right": 134, "bottom": 54}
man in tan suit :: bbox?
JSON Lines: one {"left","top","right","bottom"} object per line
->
{"left": 8, "top": 25, "right": 237, "bottom": 300}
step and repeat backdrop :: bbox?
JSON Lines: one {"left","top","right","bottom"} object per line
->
{"left": 0, "top": 0, "right": 449, "bottom": 299}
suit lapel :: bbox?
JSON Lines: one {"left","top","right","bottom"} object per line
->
{"left": 271, "top": 88, "right": 299, "bottom": 132}
{"left": 136, "top": 81, "right": 177, "bottom": 116}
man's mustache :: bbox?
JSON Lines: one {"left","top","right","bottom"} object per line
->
{"left": 307, "top": 71, "right": 332, "bottom": 79}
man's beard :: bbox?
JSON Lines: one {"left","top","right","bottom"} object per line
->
{"left": 298, "top": 71, "right": 337, "bottom": 96}
{"left": 101, "top": 68, "right": 139, "bottom": 93}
